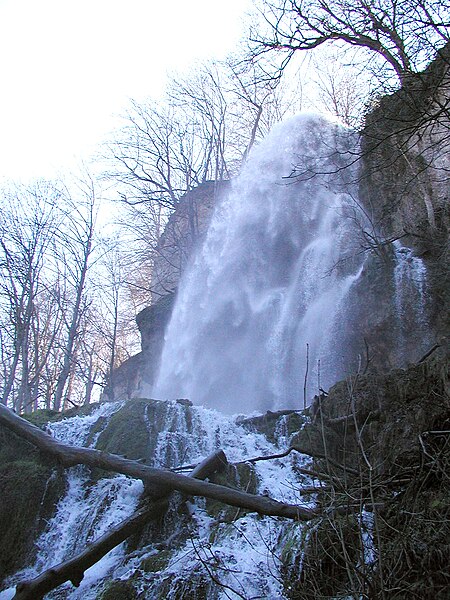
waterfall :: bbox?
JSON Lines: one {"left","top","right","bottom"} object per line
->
{"left": 393, "top": 240, "right": 431, "bottom": 361}
{"left": 393, "top": 241, "right": 428, "bottom": 326}
{"left": 153, "top": 114, "right": 364, "bottom": 413}
{"left": 1, "top": 402, "right": 144, "bottom": 600}
{"left": 1, "top": 400, "right": 314, "bottom": 600}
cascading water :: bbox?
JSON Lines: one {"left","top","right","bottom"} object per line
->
{"left": 393, "top": 241, "right": 428, "bottom": 320}
{"left": 1, "top": 402, "right": 144, "bottom": 600}
{"left": 1, "top": 399, "right": 315, "bottom": 600}
{"left": 393, "top": 240, "right": 431, "bottom": 355}
{"left": 153, "top": 114, "right": 365, "bottom": 413}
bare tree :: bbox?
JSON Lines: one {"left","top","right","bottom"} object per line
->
{"left": 250, "top": 0, "right": 450, "bottom": 88}
{"left": 309, "top": 48, "right": 371, "bottom": 127}
{"left": 0, "top": 174, "right": 143, "bottom": 413}
{"left": 0, "top": 182, "right": 61, "bottom": 411}
{"left": 52, "top": 178, "right": 98, "bottom": 411}
{"left": 87, "top": 238, "right": 138, "bottom": 402}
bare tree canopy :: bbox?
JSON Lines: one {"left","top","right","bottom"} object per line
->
{"left": 251, "top": 0, "right": 450, "bottom": 86}
{"left": 0, "top": 178, "right": 136, "bottom": 413}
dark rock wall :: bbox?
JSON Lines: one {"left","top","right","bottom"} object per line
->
{"left": 284, "top": 348, "right": 450, "bottom": 599}
{"left": 360, "top": 44, "right": 450, "bottom": 351}
{"left": 150, "top": 180, "right": 230, "bottom": 302}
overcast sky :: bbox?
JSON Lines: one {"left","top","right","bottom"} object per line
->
{"left": 0, "top": 0, "right": 251, "bottom": 181}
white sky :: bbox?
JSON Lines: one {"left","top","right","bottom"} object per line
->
{"left": 0, "top": 0, "right": 252, "bottom": 181}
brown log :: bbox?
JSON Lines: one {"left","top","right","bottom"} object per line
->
{"left": 12, "top": 450, "right": 229, "bottom": 600}
{"left": 0, "top": 404, "right": 317, "bottom": 522}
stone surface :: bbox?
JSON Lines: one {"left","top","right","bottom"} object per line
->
{"left": 150, "top": 180, "right": 230, "bottom": 302}
{"left": 360, "top": 43, "right": 450, "bottom": 347}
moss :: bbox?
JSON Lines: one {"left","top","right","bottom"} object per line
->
{"left": 95, "top": 398, "right": 192, "bottom": 466}
{"left": 0, "top": 442, "right": 65, "bottom": 578}
{"left": 22, "top": 408, "right": 60, "bottom": 427}
{"left": 140, "top": 548, "right": 172, "bottom": 573}
{"left": 204, "top": 464, "right": 258, "bottom": 522}
{"left": 95, "top": 399, "right": 151, "bottom": 461}
{"left": 158, "top": 567, "right": 216, "bottom": 600}
{"left": 284, "top": 412, "right": 307, "bottom": 438}
{"left": 22, "top": 402, "right": 103, "bottom": 428}
{"left": 84, "top": 416, "right": 109, "bottom": 447}
{"left": 239, "top": 409, "right": 306, "bottom": 444}
{"left": 280, "top": 524, "right": 309, "bottom": 566}
{"left": 98, "top": 580, "right": 137, "bottom": 600}
{"left": 62, "top": 401, "right": 103, "bottom": 419}
{"left": 235, "top": 462, "right": 258, "bottom": 495}
{"left": 290, "top": 422, "right": 342, "bottom": 459}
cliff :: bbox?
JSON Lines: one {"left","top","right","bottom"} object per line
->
{"left": 150, "top": 180, "right": 230, "bottom": 302}
{"left": 360, "top": 43, "right": 450, "bottom": 346}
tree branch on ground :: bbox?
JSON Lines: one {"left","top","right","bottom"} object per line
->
{"left": 0, "top": 403, "right": 317, "bottom": 522}
{"left": 12, "top": 451, "right": 229, "bottom": 600}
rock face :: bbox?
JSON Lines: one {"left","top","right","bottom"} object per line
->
{"left": 0, "top": 414, "right": 66, "bottom": 580}
{"left": 150, "top": 180, "right": 230, "bottom": 302}
{"left": 289, "top": 348, "right": 450, "bottom": 599}
{"left": 104, "top": 294, "right": 176, "bottom": 401}
{"left": 360, "top": 43, "right": 450, "bottom": 349}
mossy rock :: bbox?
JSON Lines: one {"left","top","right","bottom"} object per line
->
{"left": 204, "top": 464, "right": 258, "bottom": 522}
{"left": 22, "top": 402, "right": 104, "bottom": 428}
{"left": 239, "top": 410, "right": 306, "bottom": 445}
{"left": 290, "top": 422, "right": 340, "bottom": 457}
{"left": 0, "top": 429, "right": 65, "bottom": 578}
{"left": 95, "top": 397, "right": 198, "bottom": 470}
{"left": 62, "top": 401, "right": 104, "bottom": 419}
{"left": 280, "top": 523, "right": 309, "bottom": 566}
{"left": 283, "top": 412, "right": 307, "bottom": 438}
{"left": 98, "top": 579, "right": 137, "bottom": 600}
{"left": 22, "top": 408, "right": 60, "bottom": 427}
{"left": 235, "top": 462, "right": 258, "bottom": 495}
{"left": 157, "top": 566, "right": 217, "bottom": 600}
{"left": 140, "top": 548, "right": 172, "bottom": 573}
{"left": 95, "top": 399, "right": 152, "bottom": 462}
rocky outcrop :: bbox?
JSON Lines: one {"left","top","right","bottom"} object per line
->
{"left": 284, "top": 347, "right": 450, "bottom": 599}
{"left": 0, "top": 423, "right": 65, "bottom": 580}
{"left": 150, "top": 180, "right": 230, "bottom": 302}
{"left": 360, "top": 43, "right": 450, "bottom": 346}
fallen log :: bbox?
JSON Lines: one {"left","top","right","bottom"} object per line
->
{"left": 0, "top": 403, "right": 317, "bottom": 521}
{"left": 12, "top": 450, "right": 229, "bottom": 600}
